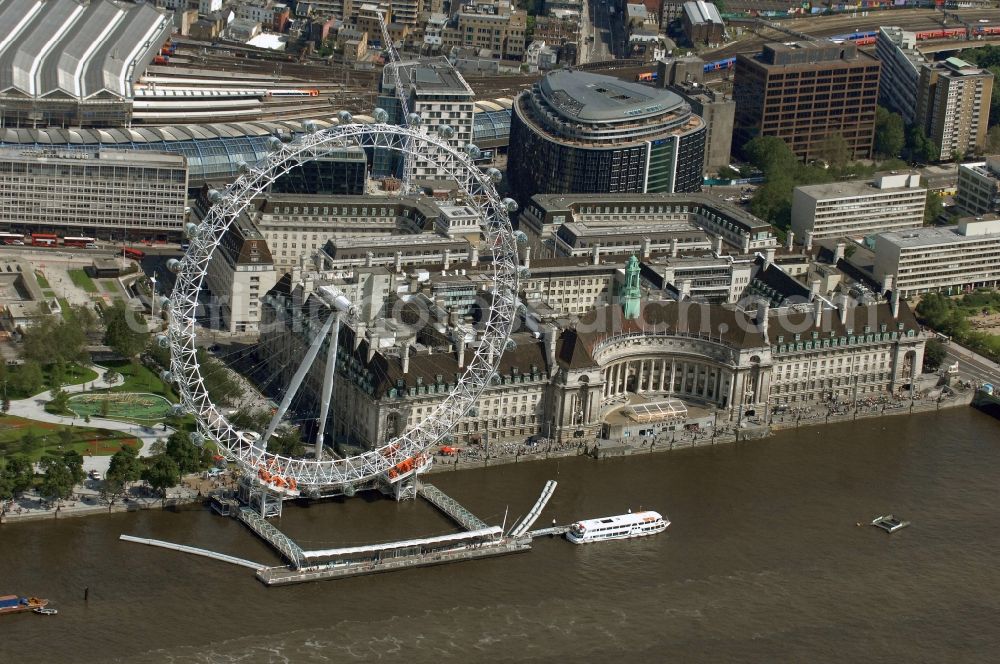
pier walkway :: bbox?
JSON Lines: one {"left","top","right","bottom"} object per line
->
{"left": 509, "top": 480, "right": 558, "bottom": 537}
{"left": 119, "top": 534, "right": 265, "bottom": 570}
{"left": 237, "top": 507, "right": 305, "bottom": 569}
{"left": 418, "top": 483, "right": 488, "bottom": 531}
{"left": 526, "top": 525, "right": 570, "bottom": 538}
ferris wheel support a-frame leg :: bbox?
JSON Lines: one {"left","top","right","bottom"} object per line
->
{"left": 261, "top": 312, "right": 337, "bottom": 446}
{"left": 314, "top": 312, "right": 342, "bottom": 461}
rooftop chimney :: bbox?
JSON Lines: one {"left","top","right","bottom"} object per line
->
{"left": 786, "top": 231, "right": 795, "bottom": 251}
{"left": 833, "top": 242, "right": 845, "bottom": 264}
{"left": 713, "top": 234, "right": 723, "bottom": 255}
{"left": 839, "top": 293, "right": 849, "bottom": 325}
{"left": 804, "top": 230, "right": 814, "bottom": 252}
{"left": 523, "top": 246, "right": 531, "bottom": 269}
{"left": 469, "top": 245, "right": 479, "bottom": 266}
{"left": 756, "top": 301, "right": 770, "bottom": 343}
{"left": 592, "top": 243, "right": 600, "bottom": 265}
{"left": 891, "top": 290, "right": 900, "bottom": 319}
{"left": 882, "top": 274, "right": 894, "bottom": 296}
{"left": 809, "top": 279, "right": 821, "bottom": 302}
{"left": 455, "top": 334, "right": 466, "bottom": 368}
{"left": 765, "top": 246, "right": 776, "bottom": 266}
{"left": 365, "top": 251, "right": 374, "bottom": 268}
{"left": 814, "top": 298, "right": 823, "bottom": 328}
{"left": 544, "top": 323, "right": 558, "bottom": 375}
{"left": 443, "top": 249, "right": 451, "bottom": 270}
{"left": 670, "top": 237, "right": 679, "bottom": 258}
{"left": 642, "top": 237, "right": 652, "bottom": 259}
{"left": 401, "top": 342, "right": 411, "bottom": 375}
{"left": 394, "top": 250, "right": 403, "bottom": 273}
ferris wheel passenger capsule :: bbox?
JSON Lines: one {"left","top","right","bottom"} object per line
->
{"left": 303, "top": 119, "right": 319, "bottom": 133}
{"left": 166, "top": 258, "right": 181, "bottom": 273}
{"left": 486, "top": 167, "right": 502, "bottom": 183}
{"left": 437, "top": 124, "right": 454, "bottom": 139}
{"left": 465, "top": 143, "right": 481, "bottom": 159}
{"left": 185, "top": 222, "right": 199, "bottom": 239}
{"left": 237, "top": 160, "right": 251, "bottom": 175}
{"left": 160, "top": 370, "right": 172, "bottom": 383}
{"left": 513, "top": 230, "right": 528, "bottom": 245}
{"left": 337, "top": 110, "right": 353, "bottom": 124}
{"left": 373, "top": 107, "right": 390, "bottom": 123}
{"left": 502, "top": 197, "right": 519, "bottom": 213}
{"left": 207, "top": 189, "right": 222, "bottom": 204}
{"left": 189, "top": 432, "right": 205, "bottom": 448}
{"left": 406, "top": 112, "right": 422, "bottom": 127}
{"left": 266, "top": 136, "right": 282, "bottom": 151}
{"left": 156, "top": 333, "right": 169, "bottom": 349}
{"left": 159, "top": 296, "right": 171, "bottom": 310}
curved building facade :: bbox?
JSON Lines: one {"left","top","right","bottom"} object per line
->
{"left": 507, "top": 70, "right": 706, "bottom": 204}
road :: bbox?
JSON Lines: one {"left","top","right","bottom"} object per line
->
{"left": 943, "top": 342, "right": 1000, "bottom": 387}
{"left": 586, "top": 0, "right": 625, "bottom": 62}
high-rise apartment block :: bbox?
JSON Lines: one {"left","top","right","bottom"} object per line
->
{"left": 733, "top": 40, "right": 880, "bottom": 162}
{"left": 876, "top": 27, "right": 993, "bottom": 162}
{"left": 916, "top": 58, "right": 993, "bottom": 161}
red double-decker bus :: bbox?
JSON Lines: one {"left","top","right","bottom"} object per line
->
{"left": 62, "top": 236, "right": 96, "bottom": 248}
{"left": 31, "top": 233, "right": 58, "bottom": 247}
{"left": 123, "top": 247, "right": 145, "bottom": 260}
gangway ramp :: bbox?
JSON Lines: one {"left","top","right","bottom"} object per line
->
{"left": 509, "top": 480, "right": 558, "bottom": 538}
{"left": 418, "top": 483, "right": 489, "bottom": 531}
{"left": 119, "top": 534, "right": 265, "bottom": 570}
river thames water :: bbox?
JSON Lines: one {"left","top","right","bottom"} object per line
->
{"left": 3, "top": 407, "right": 1000, "bottom": 663}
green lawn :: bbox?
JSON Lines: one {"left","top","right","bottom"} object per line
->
{"left": 67, "top": 392, "right": 172, "bottom": 423}
{"left": 4, "top": 362, "right": 98, "bottom": 399}
{"left": 57, "top": 298, "right": 76, "bottom": 323}
{"left": 0, "top": 415, "right": 140, "bottom": 461}
{"left": 101, "top": 360, "right": 178, "bottom": 402}
{"left": 68, "top": 268, "right": 98, "bottom": 293}
{"left": 35, "top": 271, "right": 50, "bottom": 289}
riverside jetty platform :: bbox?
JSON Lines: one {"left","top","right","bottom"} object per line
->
{"left": 119, "top": 478, "right": 563, "bottom": 585}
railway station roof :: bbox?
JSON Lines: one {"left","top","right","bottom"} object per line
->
{"left": 0, "top": 0, "right": 170, "bottom": 100}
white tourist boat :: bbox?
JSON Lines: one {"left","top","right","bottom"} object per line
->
{"left": 566, "top": 511, "right": 669, "bottom": 544}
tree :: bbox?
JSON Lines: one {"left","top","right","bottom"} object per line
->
{"left": 750, "top": 173, "right": 795, "bottom": 230}
{"left": 818, "top": 133, "right": 850, "bottom": 170}
{"left": 196, "top": 350, "right": 242, "bottom": 407}
{"left": 874, "top": 106, "right": 905, "bottom": 158}
{"left": 21, "top": 317, "right": 87, "bottom": 366}
{"left": 10, "top": 361, "right": 43, "bottom": 397}
{"left": 0, "top": 455, "right": 34, "bottom": 499}
{"left": 923, "top": 338, "right": 948, "bottom": 372}
{"left": 142, "top": 455, "right": 180, "bottom": 503}
{"left": 165, "top": 431, "right": 203, "bottom": 474}
{"left": 57, "top": 427, "right": 74, "bottom": 450}
{"left": 61, "top": 449, "right": 85, "bottom": 485}
{"left": 102, "top": 369, "right": 120, "bottom": 385}
{"left": 925, "top": 192, "right": 945, "bottom": 225}
{"left": 38, "top": 456, "right": 75, "bottom": 504}
{"left": 103, "top": 301, "right": 149, "bottom": 359}
{"left": 19, "top": 430, "right": 40, "bottom": 455}
{"left": 716, "top": 165, "right": 740, "bottom": 180}
{"left": 268, "top": 426, "right": 305, "bottom": 458}
{"left": 987, "top": 126, "right": 1000, "bottom": 154}
{"left": 745, "top": 136, "right": 798, "bottom": 175}
{"left": 107, "top": 445, "right": 142, "bottom": 490}
{"left": 49, "top": 388, "right": 70, "bottom": 414}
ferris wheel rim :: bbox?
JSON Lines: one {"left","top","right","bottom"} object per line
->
{"left": 166, "top": 123, "right": 519, "bottom": 490}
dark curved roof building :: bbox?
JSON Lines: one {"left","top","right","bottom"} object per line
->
{"left": 507, "top": 70, "right": 706, "bottom": 204}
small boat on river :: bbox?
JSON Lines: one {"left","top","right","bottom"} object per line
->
{"left": 871, "top": 515, "right": 910, "bottom": 533}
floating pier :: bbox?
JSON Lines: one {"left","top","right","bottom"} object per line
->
{"left": 119, "top": 534, "right": 265, "bottom": 570}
